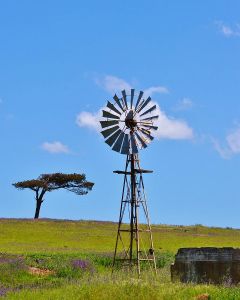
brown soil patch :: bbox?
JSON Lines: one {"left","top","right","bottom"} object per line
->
{"left": 28, "top": 267, "right": 55, "bottom": 276}
{"left": 196, "top": 294, "right": 210, "bottom": 300}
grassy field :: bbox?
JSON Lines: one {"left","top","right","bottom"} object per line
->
{"left": 0, "top": 219, "right": 240, "bottom": 299}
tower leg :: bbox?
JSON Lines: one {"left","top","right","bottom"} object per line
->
{"left": 129, "top": 154, "right": 135, "bottom": 266}
{"left": 137, "top": 159, "right": 157, "bottom": 274}
{"left": 112, "top": 156, "right": 130, "bottom": 270}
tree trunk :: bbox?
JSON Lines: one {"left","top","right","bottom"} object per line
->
{"left": 34, "top": 199, "right": 43, "bottom": 219}
{"left": 34, "top": 189, "right": 45, "bottom": 219}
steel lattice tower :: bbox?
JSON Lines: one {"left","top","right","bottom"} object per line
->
{"left": 100, "top": 89, "right": 159, "bottom": 275}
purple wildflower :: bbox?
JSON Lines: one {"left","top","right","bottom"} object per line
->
{"left": 0, "top": 255, "right": 26, "bottom": 270}
{"left": 0, "top": 255, "right": 24, "bottom": 264}
{"left": 0, "top": 287, "right": 8, "bottom": 297}
{"left": 71, "top": 259, "right": 89, "bottom": 270}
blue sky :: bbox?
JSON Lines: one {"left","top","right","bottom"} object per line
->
{"left": 0, "top": 1, "right": 240, "bottom": 227}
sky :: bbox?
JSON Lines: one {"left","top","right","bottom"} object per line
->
{"left": 0, "top": 0, "right": 240, "bottom": 228}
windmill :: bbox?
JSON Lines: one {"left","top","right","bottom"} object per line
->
{"left": 100, "top": 89, "right": 159, "bottom": 275}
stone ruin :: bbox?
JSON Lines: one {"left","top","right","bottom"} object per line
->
{"left": 171, "top": 247, "right": 240, "bottom": 285}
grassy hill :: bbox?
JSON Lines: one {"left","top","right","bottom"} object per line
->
{"left": 0, "top": 218, "right": 240, "bottom": 253}
{"left": 1, "top": 219, "right": 240, "bottom": 299}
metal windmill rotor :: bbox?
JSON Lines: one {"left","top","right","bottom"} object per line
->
{"left": 100, "top": 89, "right": 158, "bottom": 154}
{"left": 100, "top": 89, "right": 159, "bottom": 275}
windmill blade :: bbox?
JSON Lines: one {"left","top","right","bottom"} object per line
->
{"left": 130, "top": 89, "right": 135, "bottom": 109}
{"left": 141, "top": 115, "right": 159, "bottom": 122}
{"left": 121, "top": 90, "right": 128, "bottom": 110}
{"left": 100, "top": 120, "right": 119, "bottom": 129}
{"left": 102, "top": 110, "right": 120, "bottom": 120}
{"left": 107, "top": 101, "right": 121, "bottom": 115}
{"left": 130, "top": 134, "right": 138, "bottom": 154}
{"left": 135, "top": 91, "right": 144, "bottom": 111}
{"left": 142, "top": 125, "right": 159, "bottom": 131}
{"left": 139, "top": 127, "right": 154, "bottom": 141}
{"left": 113, "top": 94, "right": 124, "bottom": 112}
{"left": 112, "top": 132, "right": 125, "bottom": 153}
{"left": 135, "top": 132, "right": 148, "bottom": 149}
{"left": 101, "top": 125, "right": 119, "bottom": 138}
{"left": 105, "top": 129, "right": 122, "bottom": 147}
{"left": 140, "top": 105, "right": 157, "bottom": 117}
{"left": 137, "top": 96, "right": 152, "bottom": 113}
{"left": 121, "top": 134, "right": 130, "bottom": 154}
{"left": 138, "top": 129, "right": 152, "bottom": 146}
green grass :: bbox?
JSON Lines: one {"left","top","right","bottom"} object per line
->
{"left": 0, "top": 219, "right": 240, "bottom": 299}
{"left": 1, "top": 219, "right": 240, "bottom": 254}
{"left": 7, "top": 280, "right": 240, "bottom": 300}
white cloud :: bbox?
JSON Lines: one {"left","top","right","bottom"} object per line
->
{"left": 95, "top": 75, "right": 132, "bottom": 94}
{"left": 144, "top": 86, "right": 169, "bottom": 97}
{"left": 212, "top": 126, "right": 240, "bottom": 159}
{"left": 216, "top": 21, "right": 240, "bottom": 37}
{"left": 77, "top": 75, "right": 193, "bottom": 140}
{"left": 153, "top": 102, "right": 193, "bottom": 140}
{"left": 221, "top": 25, "right": 234, "bottom": 37}
{"left": 174, "top": 98, "right": 194, "bottom": 111}
{"left": 76, "top": 111, "right": 101, "bottom": 131}
{"left": 95, "top": 75, "right": 169, "bottom": 98}
{"left": 76, "top": 102, "right": 193, "bottom": 141}
{"left": 41, "top": 141, "right": 70, "bottom": 154}
{"left": 227, "top": 128, "right": 240, "bottom": 153}
{"left": 212, "top": 139, "right": 231, "bottom": 159}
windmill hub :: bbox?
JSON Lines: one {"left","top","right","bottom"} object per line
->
{"left": 125, "top": 110, "right": 137, "bottom": 130}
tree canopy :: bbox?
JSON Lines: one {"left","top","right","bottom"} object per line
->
{"left": 13, "top": 173, "right": 94, "bottom": 219}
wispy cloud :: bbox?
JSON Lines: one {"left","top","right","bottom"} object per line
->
{"left": 95, "top": 75, "right": 169, "bottom": 97}
{"left": 216, "top": 21, "right": 240, "bottom": 37}
{"left": 41, "top": 141, "right": 70, "bottom": 154}
{"left": 144, "top": 86, "right": 169, "bottom": 97}
{"left": 212, "top": 139, "right": 231, "bottom": 159}
{"left": 212, "top": 126, "right": 240, "bottom": 159}
{"left": 95, "top": 75, "right": 132, "bottom": 94}
{"left": 173, "top": 98, "right": 194, "bottom": 111}
{"left": 227, "top": 128, "right": 240, "bottom": 153}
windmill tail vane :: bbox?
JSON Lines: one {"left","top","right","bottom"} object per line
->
{"left": 100, "top": 89, "right": 159, "bottom": 275}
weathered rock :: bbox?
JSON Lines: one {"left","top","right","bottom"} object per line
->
{"left": 171, "top": 247, "right": 240, "bottom": 284}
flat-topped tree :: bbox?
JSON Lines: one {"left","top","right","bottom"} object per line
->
{"left": 13, "top": 173, "right": 94, "bottom": 219}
